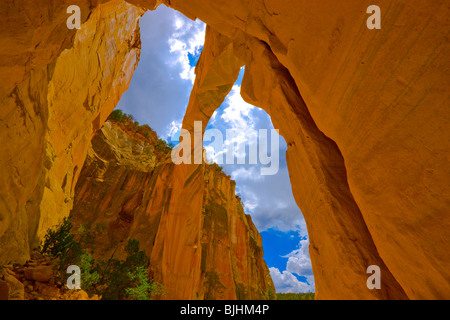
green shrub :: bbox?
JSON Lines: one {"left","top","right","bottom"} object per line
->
{"left": 125, "top": 113, "right": 134, "bottom": 122}
{"left": 125, "top": 266, "right": 166, "bottom": 300}
{"left": 40, "top": 219, "right": 166, "bottom": 300}
{"left": 155, "top": 138, "right": 172, "bottom": 154}
{"left": 39, "top": 217, "right": 75, "bottom": 258}
{"left": 276, "top": 292, "right": 315, "bottom": 300}
{"left": 108, "top": 112, "right": 159, "bottom": 144}
{"left": 96, "top": 239, "right": 166, "bottom": 300}
{"left": 144, "top": 148, "right": 153, "bottom": 156}
{"left": 266, "top": 287, "right": 276, "bottom": 300}
{"left": 235, "top": 193, "right": 245, "bottom": 209}
{"left": 209, "top": 162, "right": 224, "bottom": 174}
{"left": 108, "top": 109, "right": 124, "bottom": 123}
{"left": 79, "top": 252, "right": 100, "bottom": 290}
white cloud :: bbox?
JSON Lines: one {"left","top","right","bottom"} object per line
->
{"left": 284, "top": 238, "right": 315, "bottom": 289}
{"left": 202, "top": 84, "right": 260, "bottom": 165}
{"left": 210, "top": 110, "right": 218, "bottom": 124}
{"left": 269, "top": 234, "right": 315, "bottom": 293}
{"left": 269, "top": 267, "right": 314, "bottom": 293}
{"left": 233, "top": 167, "right": 307, "bottom": 233}
{"left": 166, "top": 119, "right": 182, "bottom": 139}
{"left": 230, "top": 167, "right": 263, "bottom": 181}
{"left": 168, "top": 13, "right": 206, "bottom": 83}
{"left": 117, "top": 7, "right": 204, "bottom": 136}
{"left": 220, "top": 85, "right": 258, "bottom": 160}
{"left": 174, "top": 16, "right": 185, "bottom": 30}
{"left": 221, "top": 85, "right": 255, "bottom": 130}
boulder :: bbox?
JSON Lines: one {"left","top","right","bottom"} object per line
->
{"left": 24, "top": 265, "right": 53, "bottom": 283}
{"left": 0, "top": 280, "right": 10, "bottom": 300}
{"left": 0, "top": 269, "right": 24, "bottom": 300}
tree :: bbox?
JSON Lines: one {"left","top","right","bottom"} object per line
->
{"left": 108, "top": 109, "right": 124, "bottom": 122}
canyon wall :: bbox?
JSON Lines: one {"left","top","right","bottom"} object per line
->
{"left": 0, "top": 0, "right": 449, "bottom": 299}
{"left": 69, "top": 121, "right": 275, "bottom": 299}
{"left": 0, "top": 0, "right": 144, "bottom": 263}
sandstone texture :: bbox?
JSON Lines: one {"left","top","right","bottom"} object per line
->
{"left": 0, "top": 251, "right": 100, "bottom": 300}
{"left": 69, "top": 121, "right": 275, "bottom": 299}
{"left": 24, "top": 265, "right": 53, "bottom": 283}
{"left": 0, "top": 0, "right": 144, "bottom": 263}
{"left": 156, "top": 0, "right": 450, "bottom": 299}
{"left": 0, "top": 0, "right": 449, "bottom": 300}
{"left": 0, "top": 267, "right": 24, "bottom": 300}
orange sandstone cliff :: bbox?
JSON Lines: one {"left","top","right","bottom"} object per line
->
{"left": 0, "top": 0, "right": 144, "bottom": 263}
{"left": 69, "top": 121, "right": 275, "bottom": 300}
{"left": 0, "top": 0, "right": 449, "bottom": 300}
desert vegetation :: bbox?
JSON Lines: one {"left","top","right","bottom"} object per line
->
{"left": 276, "top": 292, "right": 315, "bottom": 300}
{"left": 108, "top": 109, "right": 174, "bottom": 161}
{"left": 39, "top": 217, "right": 166, "bottom": 300}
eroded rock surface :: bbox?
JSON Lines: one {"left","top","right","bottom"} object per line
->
{"left": 156, "top": 0, "right": 450, "bottom": 299}
{"left": 0, "top": 0, "right": 143, "bottom": 263}
{"left": 69, "top": 121, "right": 275, "bottom": 299}
{"left": 0, "top": 0, "right": 449, "bottom": 299}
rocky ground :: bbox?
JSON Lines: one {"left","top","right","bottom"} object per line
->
{"left": 0, "top": 250, "right": 99, "bottom": 300}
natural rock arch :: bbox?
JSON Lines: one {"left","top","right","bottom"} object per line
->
{"left": 177, "top": 25, "right": 407, "bottom": 299}
{"left": 129, "top": 0, "right": 450, "bottom": 300}
{"left": 0, "top": 0, "right": 448, "bottom": 299}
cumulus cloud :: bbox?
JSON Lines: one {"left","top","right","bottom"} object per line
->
{"left": 269, "top": 267, "right": 315, "bottom": 293}
{"left": 230, "top": 167, "right": 263, "bottom": 181}
{"left": 268, "top": 237, "right": 314, "bottom": 293}
{"left": 209, "top": 110, "right": 218, "bottom": 124}
{"left": 117, "top": 6, "right": 206, "bottom": 136}
{"left": 285, "top": 238, "right": 315, "bottom": 288}
{"left": 168, "top": 12, "right": 206, "bottom": 83}
{"left": 220, "top": 84, "right": 258, "bottom": 161}
{"left": 167, "top": 119, "right": 182, "bottom": 140}
{"left": 237, "top": 189, "right": 259, "bottom": 212}
{"left": 203, "top": 84, "right": 261, "bottom": 166}
{"left": 221, "top": 85, "right": 255, "bottom": 126}
{"left": 233, "top": 167, "right": 306, "bottom": 233}
{"left": 204, "top": 84, "right": 306, "bottom": 233}
{"left": 285, "top": 239, "right": 313, "bottom": 274}
{"left": 202, "top": 81, "right": 307, "bottom": 236}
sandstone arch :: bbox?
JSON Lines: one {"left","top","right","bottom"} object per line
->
{"left": 177, "top": 25, "right": 407, "bottom": 299}
{"left": 123, "top": 0, "right": 450, "bottom": 299}
{"left": 0, "top": 0, "right": 449, "bottom": 299}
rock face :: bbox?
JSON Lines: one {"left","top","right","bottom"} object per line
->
{"left": 0, "top": 0, "right": 449, "bottom": 300}
{"left": 69, "top": 121, "right": 275, "bottom": 300}
{"left": 0, "top": 251, "right": 101, "bottom": 300}
{"left": 0, "top": 268, "right": 24, "bottom": 300}
{"left": 149, "top": 0, "right": 450, "bottom": 299}
{"left": 24, "top": 265, "right": 53, "bottom": 283}
{"left": 0, "top": 0, "right": 144, "bottom": 263}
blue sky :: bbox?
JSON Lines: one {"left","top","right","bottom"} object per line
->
{"left": 116, "top": 5, "right": 314, "bottom": 293}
